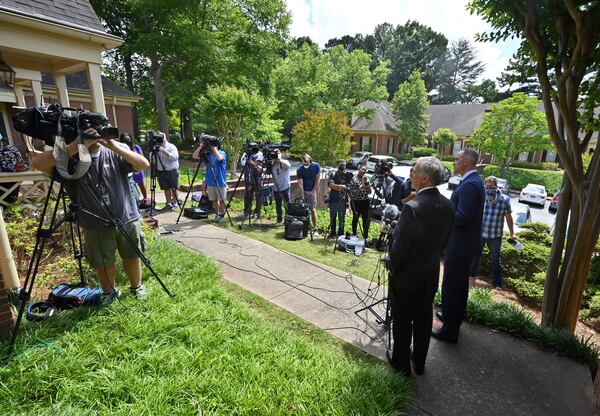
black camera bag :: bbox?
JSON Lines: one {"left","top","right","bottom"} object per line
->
{"left": 287, "top": 198, "right": 309, "bottom": 217}
{"left": 284, "top": 214, "right": 309, "bottom": 240}
{"left": 184, "top": 207, "right": 209, "bottom": 219}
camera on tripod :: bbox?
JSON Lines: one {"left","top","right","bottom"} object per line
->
{"left": 196, "top": 133, "right": 220, "bottom": 157}
{"left": 262, "top": 143, "right": 291, "bottom": 169}
{"left": 12, "top": 104, "right": 119, "bottom": 146}
{"left": 374, "top": 160, "right": 393, "bottom": 177}
{"left": 147, "top": 130, "right": 166, "bottom": 152}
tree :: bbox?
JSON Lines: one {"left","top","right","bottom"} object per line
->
{"left": 431, "top": 128, "right": 457, "bottom": 152}
{"left": 271, "top": 44, "right": 389, "bottom": 134}
{"left": 291, "top": 111, "right": 352, "bottom": 166}
{"left": 497, "top": 49, "right": 543, "bottom": 98}
{"left": 434, "top": 38, "right": 486, "bottom": 104}
{"left": 199, "top": 85, "right": 282, "bottom": 172}
{"left": 372, "top": 21, "right": 448, "bottom": 97}
{"left": 391, "top": 70, "right": 430, "bottom": 147}
{"left": 469, "top": 0, "right": 600, "bottom": 332}
{"left": 470, "top": 93, "right": 552, "bottom": 173}
{"left": 464, "top": 79, "right": 500, "bottom": 103}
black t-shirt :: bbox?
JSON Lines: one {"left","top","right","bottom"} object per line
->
{"left": 328, "top": 170, "right": 348, "bottom": 203}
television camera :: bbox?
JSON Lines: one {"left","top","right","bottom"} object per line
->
{"left": 146, "top": 130, "right": 166, "bottom": 152}
{"left": 12, "top": 104, "right": 118, "bottom": 146}
{"left": 195, "top": 133, "right": 221, "bottom": 158}
{"left": 243, "top": 141, "right": 291, "bottom": 170}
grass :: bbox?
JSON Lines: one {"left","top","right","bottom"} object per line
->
{"left": 218, "top": 199, "right": 386, "bottom": 282}
{"left": 0, "top": 238, "right": 409, "bottom": 415}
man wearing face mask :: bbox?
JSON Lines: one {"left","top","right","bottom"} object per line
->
{"left": 327, "top": 159, "right": 349, "bottom": 238}
{"left": 296, "top": 154, "right": 321, "bottom": 232}
{"left": 469, "top": 176, "right": 515, "bottom": 289}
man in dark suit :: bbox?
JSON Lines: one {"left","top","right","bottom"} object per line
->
{"left": 433, "top": 148, "right": 485, "bottom": 343}
{"left": 387, "top": 157, "right": 455, "bottom": 376}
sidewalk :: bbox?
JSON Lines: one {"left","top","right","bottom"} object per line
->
{"left": 159, "top": 212, "right": 596, "bottom": 416}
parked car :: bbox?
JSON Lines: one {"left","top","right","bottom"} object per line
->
{"left": 390, "top": 165, "right": 412, "bottom": 182}
{"left": 396, "top": 160, "right": 416, "bottom": 167}
{"left": 447, "top": 173, "right": 461, "bottom": 189}
{"left": 519, "top": 183, "right": 547, "bottom": 207}
{"left": 366, "top": 155, "right": 399, "bottom": 173}
{"left": 348, "top": 151, "right": 372, "bottom": 169}
{"left": 510, "top": 202, "right": 532, "bottom": 232}
{"left": 496, "top": 177, "right": 511, "bottom": 195}
{"left": 548, "top": 189, "right": 561, "bottom": 213}
{"left": 442, "top": 167, "right": 451, "bottom": 182}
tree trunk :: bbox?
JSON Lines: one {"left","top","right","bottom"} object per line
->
{"left": 123, "top": 54, "right": 140, "bottom": 138}
{"left": 181, "top": 107, "right": 193, "bottom": 145}
{"left": 150, "top": 55, "right": 169, "bottom": 134}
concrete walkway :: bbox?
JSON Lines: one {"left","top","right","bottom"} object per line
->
{"left": 158, "top": 211, "right": 596, "bottom": 416}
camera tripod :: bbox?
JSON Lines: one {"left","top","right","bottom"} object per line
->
{"left": 176, "top": 151, "right": 233, "bottom": 226}
{"left": 8, "top": 171, "right": 175, "bottom": 354}
{"left": 146, "top": 147, "right": 179, "bottom": 217}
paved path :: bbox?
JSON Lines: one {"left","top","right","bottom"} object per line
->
{"left": 158, "top": 212, "right": 596, "bottom": 416}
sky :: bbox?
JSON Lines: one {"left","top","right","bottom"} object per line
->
{"left": 286, "top": 0, "right": 522, "bottom": 82}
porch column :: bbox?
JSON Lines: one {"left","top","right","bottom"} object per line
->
{"left": 13, "top": 84, "right": 26, "bottom": 107}
{"left": 30, "top": 80, "right": 43, "bottom": 106}
{"left": 53, "top": 72, "right": 70, "bottom": 107}
{"left": 85, "top": 63, "right": 105, "bottom": 114}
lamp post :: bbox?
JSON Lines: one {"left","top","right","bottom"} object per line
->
{"left": 0, "top": 53, "right": 16, "bottom": 86}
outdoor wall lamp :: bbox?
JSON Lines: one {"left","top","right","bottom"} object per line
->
{"left": 0, "top": 53, "right": 16, "bottom": 86}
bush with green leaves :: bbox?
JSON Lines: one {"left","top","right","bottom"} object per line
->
{"left": 411, "top": 146, "right": 437, "bottom": 157}
{"left": 481, "top": 165, "right": 563, "bottom": 193}
{"left": 440, "top": 155, "right": 455, "bottom": 162}
{"left": 510, "top": 160, "right": 560, "bottom": 171}
{"left": 506, "top": 273, "right": 546, "bottom": 304}
{"left": 393, "top": 152, "right": 413, "bottom": 160}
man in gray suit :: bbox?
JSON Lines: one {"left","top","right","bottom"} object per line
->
{"left": 387, "top": 157, "right": 455, "bottom": 376}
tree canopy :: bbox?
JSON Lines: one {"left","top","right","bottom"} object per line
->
{"left": 471, "top": 93, "right": 552, "bottom": 172}
{"left": 271, "top": 44, "right": 389, "bottom": 134}
{"left": 391, "top": 70, "right": 430, "bottom": 147}
{"left": 431, "top": 128, "right": 458, "bottom": 151}
{"left": 291, "top": 111, "right": 352, "bottom": 166}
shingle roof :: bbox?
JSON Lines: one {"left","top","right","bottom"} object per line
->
{"left": 427, "top": 103, "right": 493, "bottom": 136}
{"left": 351, "top": 100, "right": 397, "bottom": 131}
{"left": 0, "top": 0, "right": 106, "bottom": 34}
{"left": 42, "top": 71, "right": 138, "bottom": 98}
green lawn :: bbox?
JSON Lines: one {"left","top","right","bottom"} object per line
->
{"left": 221, "top": 199, "right": 386, "bottom": 282}
{"left": 0, "top": 238, "right": 409, "bottom": 415}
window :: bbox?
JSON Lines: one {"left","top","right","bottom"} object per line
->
{"left": 545, "top": 151, "right": 556, "bottom": 162}
{"left": 361, "top": 137, "right": 371, "bottom": 152}
{"left": 518, "top": 152, "right": 528, "bottom": 161}
{"left": 387, "top": 137, "right": 394, "bottom": 154}
{"left": 452, "top": 140, "right": 462, "bottom": 156}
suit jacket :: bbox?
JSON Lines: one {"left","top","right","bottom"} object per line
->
{"left": 388, "top": 188, "right": 455, "bottom": 296}
{"left": 445, "top": 172, "right": 485, "bottom": 258}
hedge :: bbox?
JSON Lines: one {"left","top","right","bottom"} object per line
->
{"left": 411, "top": 147, "right": 437, "bottom": 157}
{"left": 481, "top": 165, "right": 563, "bottom": 194}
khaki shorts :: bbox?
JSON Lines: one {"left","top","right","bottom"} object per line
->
{"left": 207, "top": 185, "right": 227, "bottom": 201}
{"left": 303, "top": 191, "right": 317, "bottom": 209}
{"left": 82, "top": 219, "right": 146, "bottom": 269}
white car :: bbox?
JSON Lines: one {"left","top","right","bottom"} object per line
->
{"left": 509, "top": 202, "right": 532, "bottom": 233}
{"left": 519, "top": 184, "right": 547, "bottom": 207}
{"left": 348, "top": 151, "right": 372, "bottom": 168}
{"left": 390, "top": 165, "right": 412, "bottom": 182}
{"left": 366, "top": 155, "right": 398, "bottom": 173}
{"left": 448, "top": 173, "right": 461, "bottom": 189}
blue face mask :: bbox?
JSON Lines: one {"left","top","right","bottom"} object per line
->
{"left": 486, "top": 187, "right": 498, "bottom": 203}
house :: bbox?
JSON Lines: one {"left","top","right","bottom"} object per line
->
{"left": 0, "top": 0, "right": 140, "bottom": 157}
{"left": 351, "top": 100, "right": 598, "bottom": 162}
{"left": 0, "top": 0, "right": 131, "bottom": 337}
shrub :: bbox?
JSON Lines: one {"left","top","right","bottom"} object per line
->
{"left": 507, "top": 273, "right": 545, "bottom": 304}
{"left": 580, "top": 292, "right": 600, "bottom": 320}
{"left": 519, "top": 221, "right": 552, "bottom": 235}
{"left": 393, "top": 152, "right": 413, "bottom": 160}
{"left": 479, "top": 235, "right": 550, "bottom": 280}
{"left": 481, "top": 165, "right": 563, "bottom": 193}
{"left": 542, "top": 162, "right": 560, "bottom": 171}
{"left": 440, "top": 155, "right": 455, "bottom": 162}
{"left": 411, "top": 146, "right": 437, "bottom": 157}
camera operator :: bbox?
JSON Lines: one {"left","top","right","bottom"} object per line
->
{"left": 0, "top": 132, "right": 27, "bottom": 203}
{"left": 193, "top": 137, "right": 227, "bottom": 223}
{"left": 154, "top": 132, "right": 180, "bottom": 210}
{"left": 327, "top": 159, "right": 350, "bottom": 238}
{"left": 30, "top": 128, "right": 151, "bottom": 306}
{"left": 387, "top": 167, "right": 416, "bottom": 207}
{"left": 120, "top": 132, "right": 148, "bottom": 206}
{"left": 349, "top": 165, "right": 372, "bottom": 239}
{"left": 240, "top": 147, "right": 264, "bottom": 220}
{"left": 271, "top": 149, "right": 291, "bottom": 224}
{"left": 296, "top": 154, "right": 320, "bottom": 233}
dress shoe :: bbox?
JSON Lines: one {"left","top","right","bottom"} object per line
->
{"left": 410, "top": 351, "right": 425, "bottom": 375}
{"left": 431, "top": 327, "right": 458, "bottom": 344}
{"left": 435, "top": 310, "right": 444, "bottom": 322}
{"left": 386, "top": 350, "right": 411, "bottom": 377}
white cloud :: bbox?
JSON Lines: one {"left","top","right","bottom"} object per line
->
{"left": 285, "top": 0, "right": 519, "bottom": 81}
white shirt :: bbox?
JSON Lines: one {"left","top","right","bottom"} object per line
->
{"left": 157, "top": 142, "right": 179, "bottom": 171}
{"left": 461, "top": 169, "right": 478, "bottom": 181}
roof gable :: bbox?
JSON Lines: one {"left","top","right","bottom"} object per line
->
{"left": 0, "top": 0, "right": 105, "bottom": 34}
{"left": 42, "top": 71, "right": 138, "bottom": 98}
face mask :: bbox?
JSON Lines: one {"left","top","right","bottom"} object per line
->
{"left": 338, "top": 166, "right": 345, "bottom": 172}
{"left": 486, "top": 187, "right": 498, "bottom": 204}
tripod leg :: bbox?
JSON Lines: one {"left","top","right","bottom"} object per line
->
{"left": 61, "top": 195, "right": 86, "bottom": 286}
{"left": 9, "top": 178, "right": 63, "bottom": 353}
{"left": 176, "top": 159, "right": 204, "bottom": 224}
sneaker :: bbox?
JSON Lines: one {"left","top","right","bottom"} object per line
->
{"left": 100, "top": 289, "right": 121, "bottom": 307}
{"left": 253, "top": 213, "right": 260, "bottom": 220}
{"left": 326, "top": 232, "right": 336, "bottom": 239}
{"left": 275, "top": 219, "right": 283, "bottom": 225}
{"left": 162, "top": 204, "right": 173, "bottom": 211}
{"left": 214, "top": 215, "right": 224, "bottom": 223}
{"left": 129, "top": 285, "right": 148, "bottom": 299}
{"left": 312, "top": 229, "right": 320, "bottom": 237}
{"left": 238, "top": 213, "right": 248, "bottom": 220}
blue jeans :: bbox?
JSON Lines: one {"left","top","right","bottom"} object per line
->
{"left": 470, "top": 237, "right": 503, "bottom": 287}
{"left": 273, "top": 187, "right": 290, "bottom": 222}
{"left": 329, "top": 200, "right": 346, "bottom": 236}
